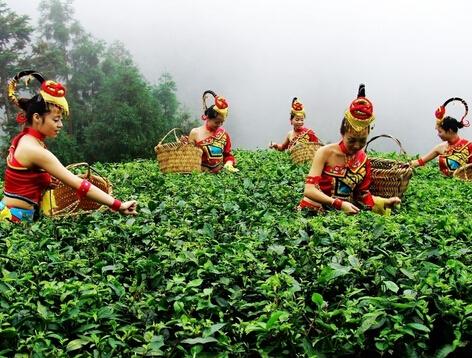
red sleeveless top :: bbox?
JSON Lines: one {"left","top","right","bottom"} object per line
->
{"left": 318, "top": 141, "right": 375, "bottom": 209}
{"left": 3, "top": 128, "right": 51, "bottom": 205}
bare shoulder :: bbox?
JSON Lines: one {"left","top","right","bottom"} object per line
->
{"left": 434, "top": 141, "right": 448, "bottom": 154}
{"left": 188, "top": 126, "right": 200, "bottom": 137}
{"left": 15, "top": 135, "right": 47, "bottom": 165}
{"left": 318, "top": 142, "right": 337, "bottom": 155}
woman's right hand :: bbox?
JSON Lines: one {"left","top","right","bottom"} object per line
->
{"left": 340, "top": 201, "right": 360, "bottom": 215}
{"left": 119, "top": 200, "right": 138, "bottom": 215}
{"left": 180, "top": 135, "right": 189, "bottom": 144}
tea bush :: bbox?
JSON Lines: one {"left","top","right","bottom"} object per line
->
{"left": 1, "top": 150, "right": 471, "bottom": 357}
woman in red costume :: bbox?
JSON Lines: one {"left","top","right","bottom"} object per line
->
{"left": 270, "top": 97, "right": 320, "bottom": 151}
{"left": 410, "top": 98, "right": 472, "bottom": 176}
{"left": 0, "top": 70, "right": 137, "bottom": 223}
{"left": 299, "top": 84, "right": 400, "bottom": 215}
{"left": 188, "top": 90, "right": 238, "bottom": 173}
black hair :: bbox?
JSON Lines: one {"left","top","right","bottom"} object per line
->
{"left": 204, "top": 105, "right": 219, "bottom": 119}
{"left": 439, "top": 116, "right": 464, "bottom": 133}
{"left": 340, "top": 117, "right": 371, "bottom": 135}
{"left": 17, "top": 95, "right": 50, "bottom": 125}
{"left": 290, "top": 112, "right": 298, "bottom": 120}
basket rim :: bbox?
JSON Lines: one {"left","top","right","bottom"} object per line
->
{"left": 288, "top": 141, "right": 322, "bottom": 153}
{"left": 453, "top": 163, "right": 472, "bottom": 179}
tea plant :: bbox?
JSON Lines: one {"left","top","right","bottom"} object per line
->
{"left": 1, "top": 150, "right": 471, "bottom": 357}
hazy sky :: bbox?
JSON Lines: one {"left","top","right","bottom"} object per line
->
{"left": 6, "top": 0, "right": 472, "bottom": 154}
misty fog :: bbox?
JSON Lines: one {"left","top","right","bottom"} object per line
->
{"left": 7, "top": 0, "right": 472, "bottom": 155}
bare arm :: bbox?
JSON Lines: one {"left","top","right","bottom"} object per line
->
{"left": 188, "top": 128, "right": 198, "bottom": 144}
{"left": 270, "top": 133, "right": 290, "bottom": 151}
{"left": 410, "top": 144, "right": 442, "bottom": 168}
{"left": 31, "top": 146, "right": 137, "bottom": 214}
{"left": 303, "top": 147, "right": 337, "bottom": 206}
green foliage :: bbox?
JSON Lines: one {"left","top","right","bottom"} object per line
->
{"left": 1, "top": 150, "right": 471, "bottom": 356}
{"left": 0, "top": 0, "right": 33, "bottom": 143}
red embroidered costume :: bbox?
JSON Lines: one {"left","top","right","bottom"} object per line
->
{"left": 272, "top": 98, "right": 320, "bottom": 151}
{"left": 196, "top": 127, "right": 235, "bottom": 173}
{"left": 438, "top": 137, "right": 472, "bottom": 176}
{"left": 432, "top": 98, "right": 472, "bottom": 176}
{"left": 194, "top": 90, "right": 236, "bottom": 173}
{"left": 282, "top": 127, "right": 319, "bottom": 150}
{"left": 299, "top": 84, "right": 394, "bottom": 214}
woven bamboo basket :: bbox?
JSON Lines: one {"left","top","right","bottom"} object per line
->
{"left": 42, "top": 162, "right": 112, "bottom": 217}
{"left": 154, "top": 128, "right": 203, "bottom": 173}
{"left": 365, "top": 135, "right": 413, "bottom": 198}
{"left": 453, "top": 163, "right": 472, "bottom": 181}
{"left": 288, "top": 142, "right": 323, "bottom": 164}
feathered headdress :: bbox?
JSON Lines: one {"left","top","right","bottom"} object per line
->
{"left": 434, "top": 97, "right": 469, "bottom": 128}
{"left": 202, "top": 90, "right": 229, "bottom": 120}
{"left": 7, "top": 70, "right": 69, "bottom": 124}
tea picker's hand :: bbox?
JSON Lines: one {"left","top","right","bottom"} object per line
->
{"left": 341, "top": 201, "right": 360, "bottom": 215}
{"left": 224, "top": 162, "right": 239, "bottom": 173}
{"left": 119, "top": 200, "right": 138, "bottom": 215}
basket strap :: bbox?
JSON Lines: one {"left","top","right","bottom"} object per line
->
{"left": 65, "top": 162, "right": 111, "bottom": 190}
{"left": 158, "top": 128, "right": 182, "bottom": 146}
{"left": 365, "top": 134, "right": 407, "bottom": 154}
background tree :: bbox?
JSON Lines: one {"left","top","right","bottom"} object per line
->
{"left": 83, "top": 42, "right": 163, "bottom": 162}
{"left": 1, "top": 0, "right": 196, "bottom": 165}
{"left": 0, "top": 0, "right": 33, "bottom": 147}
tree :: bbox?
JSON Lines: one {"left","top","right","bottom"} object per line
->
{"left": 35, "top": 0, "right": 79, "bottom": 81}
{"left": 1, "top": 0, "right": 196, "bottom": 164}
{"left": 0, "top": 0, "right": 33, "bottom": 146}
{"left": 31, "top": 0, "right": 104, "bottom": 163}
{"left": 153, "top": 73, "right": 198, "bottom": 135}
{"left": 83, "top": 42, "right": 163, "bottom": 162}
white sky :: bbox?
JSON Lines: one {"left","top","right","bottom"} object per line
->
{"left": 6, "top": 0, "right": 472, "bottom": 153}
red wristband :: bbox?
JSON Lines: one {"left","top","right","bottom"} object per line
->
{"left": 77, "top": 179, "right": 91, "bottom": 200}
{"left": 332, "top": 198, "right": 343, "bottom": 210}
{"left": 110, "top": 199, "right": 122, "bottom": 211}
{"left": 418, "top": 158, "right": 425, "bottom": 166}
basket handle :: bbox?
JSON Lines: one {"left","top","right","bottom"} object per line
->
{"left": 365, "top": 134, "right": 407, "bottom": 154}
{"left": 158, "top": 128, "right": 182, "bottom": 146}
{"left": 65, "top": 162, "right": 109, "bottom": 183}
